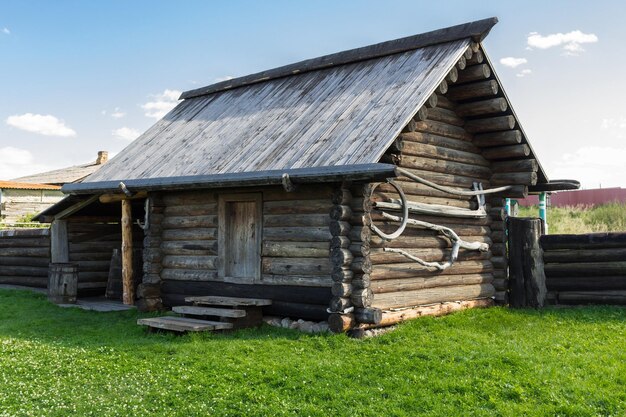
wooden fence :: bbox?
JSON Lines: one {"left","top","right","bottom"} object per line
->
{"left": 0, "top": 228, "right": 51, "bottom": 288}
{"left": 541, "top": 233, "right": 626, "bottom": 305}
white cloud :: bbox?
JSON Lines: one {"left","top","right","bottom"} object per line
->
{"left": 552, "top": 146, "right": 626, "bottom": 188}
{"left": 516, "top": 69, "right": 533, "bottom": 78}
{"left": 112, "top": 127, "right": 141, "bottom": 141}
{"left": 111, "top": 107, "right": 126, "bottom": 119}
{"left": 527, "top": 30, "right": 598, "bottom": 55}
{"left": 499, "top": 57, "right": 527, "bottom": 68}
{"left": 2, "top": 27, "right": 9, "bottom": 35}
{"left": 6, "top": 113, "right": 76, "bottom": 137}
{"left": 0, "top": 147, "right": 52, "bottom": 180}
{"left": 141, "top": 89, "right": 181, "bottom": 120}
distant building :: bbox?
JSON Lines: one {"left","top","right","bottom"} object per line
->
{"left": 518, "top": 187, "right": 626, "bottom": 207}
{"left": 0, "top": 151, "right": 109, "bottom": 222}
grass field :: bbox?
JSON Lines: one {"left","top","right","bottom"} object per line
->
{"left": 1, "top": 290, "right": 625, "bottom": 416}
{"left": 518, "top": 202, "right": 626, "bottom": 234}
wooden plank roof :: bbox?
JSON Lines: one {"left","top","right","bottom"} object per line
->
{"left": 81, "top": 19, "right": 498, "bottom": 187}
{"left": 0, "top": 181, "right": 61, "bottom": 191}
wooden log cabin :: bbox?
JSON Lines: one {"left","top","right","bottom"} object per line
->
{"left": 36, "top": 17, "right": 554, "bottom": 333}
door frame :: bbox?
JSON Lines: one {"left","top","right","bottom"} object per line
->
{"left": 217, "top": 192, "right": 263, "bottom": 284}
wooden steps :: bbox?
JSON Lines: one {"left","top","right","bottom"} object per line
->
{"left": 184, "top": 296, "right": 272, "bottom": 306}
{"left": 137, "top": 316, "right": 233, "bottom": 332}
{"left": 138, "top": 296, "right": 272, "bottom": 333}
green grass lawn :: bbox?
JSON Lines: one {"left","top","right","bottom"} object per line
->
{"left": 1, "top": 290, "right": 625, "bottom": 417}
{"left": 518, "top": 203, "right": 626, "bottom": 234}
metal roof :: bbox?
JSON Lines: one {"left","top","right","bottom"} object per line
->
{"left": 80, "top": 19, "right": 499, "bottom": 189}
{"left": 0, "top": 181, "right": 61, "bottom": 190}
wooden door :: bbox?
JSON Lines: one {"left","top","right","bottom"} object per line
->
{"left": 218, "top": 193, "right": 262, "bottom": 284}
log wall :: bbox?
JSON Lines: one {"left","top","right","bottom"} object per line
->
{"left": 357, "top": 43, "right": 539, "bottom": 323}
{"left": 541, "top": 232, "right": 626, "bottom": 305}
{"left": 155, "top": 186, "right": 334, "bottom": 321}
{"left": 67, "top": 220, "right": 143, "bottom": 295}
{"left": 0, "top": 228, "right": 50, "bottom": 288}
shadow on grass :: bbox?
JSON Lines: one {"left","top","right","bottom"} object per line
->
{"left": 0, "top": 289, "right": 334, "bottom": 349}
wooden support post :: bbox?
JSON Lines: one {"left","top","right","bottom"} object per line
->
{"left": 121, "top": 199, "right": 134, "bottom": 305}
{"left": 50, "top": 219, "right": 69, "bottom": 263}
{"left": 507, "top": 217, "right": 547, "bottom": 308}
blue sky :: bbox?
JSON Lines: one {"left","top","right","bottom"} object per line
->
{"left": 1, "top": 0, "right": 624, "bottom": 187}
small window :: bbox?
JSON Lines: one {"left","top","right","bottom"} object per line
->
{"left": 218, "top": 193, "right": 262, "bottom": 284}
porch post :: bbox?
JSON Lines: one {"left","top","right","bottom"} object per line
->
{"left": 538, "top": 192, "right": 548, "bottom": 234}
{"left": 121, "top": 199, "right": 134, "bottom": 305}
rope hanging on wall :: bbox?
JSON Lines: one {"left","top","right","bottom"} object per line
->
{"left": 369, "top": 169, "right": 512, "bottom": 270}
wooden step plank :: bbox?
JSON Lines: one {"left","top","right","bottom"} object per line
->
{"left": 172, "top": 305, "right": 247, "bottom": 318}
{"left": 184, "top": 295, "right": 273, "bottom": 306}
{"left": 137, "top": 316, "right": 233, "bottom": 332}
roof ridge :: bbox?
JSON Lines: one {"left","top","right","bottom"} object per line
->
{"left": 180, "top": 17, "right": 498, "bottom": 100}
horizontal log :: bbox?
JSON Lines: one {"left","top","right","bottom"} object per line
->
{"left": 491, "top": 243, "right": 505, "bottom": 256}
{"left": 446, "top": 66, "right": 459, "bottom": 84}
{"left": 473, "top": 130, "right": 522, "bottom": 148}
{"left": 0, "top": 256, "right": 50, "bottom": 267}
{"left": 371, "top": 234, "right": 491, "bottom": 249}
{"left": 162, "top": 192, "right": 216, "bottom": 205}
{"left": 491, "top": 256, "right": 506, "bottom": 269}
{"left": 262, "top": 257, "right": 332, "bottom": 275}
{"left": 375, "top": 181, "right": 477, "bottom": 203}
{"left": 160, "top": 240, "right": 217, "bottom": 256}
{"left": 399, "top": 131, "right": 480, "bottom": 153}
{"left": 399, "top": 141, "right": 489, "bottom": 167}
{"left": 482, "top": 144, "right": 530, "bottom": 160}
{"left": 349, "top": 226, "right": 371, "bottom": 243}
{"left": 0, "top": 247, "right": 49, "bottom": 257}
{"left": 493, "top": 278, "right": 507, "bottom": 291}
{"left": 162, "top": 228, "right": 217, "bottom": 241}
{"left": 456, "top": 98, "right": 507, "bottom": 118}
{"left": 414, "top": 120, "right": 473, "bottom": 141}
{"left": 261, "top": 274, "right": 332, "bottom": 287}
{"left": 465, "top": 116, "right": 516, "bottom": 134}
{"left": 162, "top": 215, "right": 217, "bottom": 229}
{"left": 264, "top": 214, "right": 330, "bottom": 227}
{"left": 331, "top": 248, "right": 353, "bottom": 266}
{"left": 0, "top": 265, "right": 49, "bottom": 277}
{"left": 354, "top": 307, "right": 382, "bottom": 324}
{"left": 367, "top": 298, "right": 493, "bottom": 328}
{"left": 330, "top": 205, "right": 352, "bottom": 221}
{"left": 456, "top": 55, "right": 466, "bottom": 71}
{"left": 547, "top": 276, "right": 626, "bottom": 291}
{"left": 161, "top": 268, "right": 219, "bottom": 281}
{"left": 331, "top": 188, "right": 352, "bottom": 205}
{"left": 435, "top": 94, "right": 455, "bottom": 110}
{"left": 425, "top": 107, "right": 464, "bottom": 127}
{"left": 330, "top": 221, "right": 351, "bottom": 237}
{"left": 262, "top": 241, "right": 329, "bottom": 258}
{"left": 266, "top": 301, "right": 330, "bottom": 321}
{"left": 557, "top": 291, "right": 626, "bottom": 305}
{"left": 369, "top": 248, "right": 491, "bottom": 264}
{"left": 69, "top": 252, "right": 114, "bottom": 261}
{"left": 263, "top": 186, "right": 332, "bottom": 202}
{"left": 263, "top": 199, "right": 331, "bottom": 215}
{"left": 399, "top": 155, "right": 491, "bottom": 179}
{"left": 351, "top": 257, "right": 372, "bottom": 274}
{"left": 466, "top": 49, "right": 484, "bottom": 65}
{"left": 447, "top": 80, "right": 498, "bottom": 101}
{"left": 372, "top": 189, "right": 476, "bottom": 209}
{"left": 331, "top": 268, "right": 354, "bottom": 283}
{"left": 332, "top": 282, "right": 352, "bottom": 297}
{"left": 540, "top": 233, "right": 626, "bottom": 250}
{"left": 371, "top": 273, "right": 493, "bottom": 294}
{"left": 0, "top": 276, "right": 48, "bottom": 287}
{"left": 330, "top": 236, "right": 350, "bottom": 249}
{"left": 397, "top": 167, "right": 491, "bottom": 189}
{"left": 371, "top": 260, "right": 493, "bottom": 280}
{"left": 264, "top": 227, "right": 331, "bottom": 242}
{"left": 0, "top": 238, "right": 49, "bottom": 248}
{"left": 351, "top": 288, "right": 373, "bottom": 307}
{"left": 491, "top": 159, "right": 537, "bottom": 173}
{"left": 368, "top": 207, "right": 491, "bottom": 225}
{"left": 330, "top": 296, "right": 352, "bottom": 311}
{"left": 491, "top": 171, "right": 537, "bottom": 186}
{"left": 162, "top": 255, "right": 217, "bottom": 270}
{"left": 163, "top": 203, "right": 217, "bottom": 216}
{"left": 456, "top": 64, "right": 490, "bottom": 84}
{"left": 545, "top": 262, "right": 626, "bottom": 278}
{"left": 349, "top": 242, "right": 370, "bottom": 257}
{"left": 544, "top": 248, "right": 626, "bottom": 264}
{"left": 425, "top": 93, "right": 438, "bottom": 108}
{"left": 437, "top": 80, "right": 448, "bottom": 95}
{"left": 371, "top": 283, "right": 495, "bottom": 309}
{"left": 328, "top": 313, "right": 356, "bottom": 333}
{"left": 352, "top": 274, "right": 371, "bottom": 289}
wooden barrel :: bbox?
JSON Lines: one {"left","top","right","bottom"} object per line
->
{"left": 48, "top": 263, "right": 78, "bottom": 304}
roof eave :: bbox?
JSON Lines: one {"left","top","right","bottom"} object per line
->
{"left": 63, "top": 163, "right": 398, "bottom": 195}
